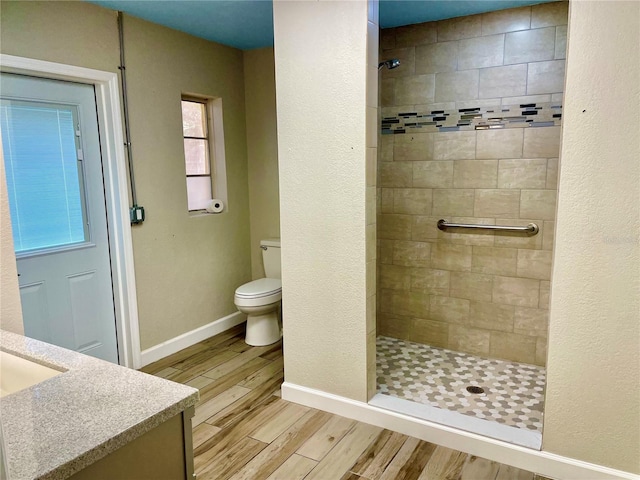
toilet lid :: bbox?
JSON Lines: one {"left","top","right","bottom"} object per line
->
{"left": 235, "top": 278, "right": 282, "bottom": 298}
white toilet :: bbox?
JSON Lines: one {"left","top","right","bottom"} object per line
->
{"left": 234, "top": 239, "right": 282, "bottom": 346}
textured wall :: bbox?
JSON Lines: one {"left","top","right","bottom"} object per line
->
{"left": 0, "top": 2, "right": 252, "bottom": 350}
{"left": 0, "top": 147, "right": 24, "bottom": 334}
{"left": 244, "top": 48, "right": 281, "bottom": 279}
{"left": 542, "top": 1, "right": 640, "bottom": 474}
{"left": 377, "top": 2, "right": 567, "bottom": 366}
{"left": 273, "top": 0, "right": 372, "bottom": 401}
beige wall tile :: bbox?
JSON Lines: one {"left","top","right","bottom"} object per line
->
{"left": 527, "top": 59, "right": 566, "bottom": 94}
{"left": 474, "top": 189, "right": 521, "bottom": 218}
{"left": 520, "top": 189, "right": 557, "bottom": 220}
{"left": 469, "top": 301, "right": 515, "bottom": 332}
{"left": 411, "top": 268, "right": 450, "bottom": 295}
{"left": 501, "top": 94, "right": 551, "bottom": 106}
{"left": 493, "top": 275, "right": 540, "bottom": 307}
{"left": 535, "top": 336, "right": 547, "bottom": 366}
{"left": 494, "top": 218, "right": 544, "bottom": 250}
{"left": 481, "top": 6, "right": 531, "bottom": 35}
{"left": 378, "top": 213, "right": 412, "bottom": 240}
{"left": 367, "top": 329, "right": 376, "bottom": 398}
{"left": 498, "top": 158, "right": 547, "bottom": 188}
{"left": 431, "top": 243, "right": 473, "bottom": 271}
{"left": 432, "top": 189, "right": 475, "bottom": 216}
{"left": 380, "top": 289, "right": 430, "bottom": 317}
{"left": 393, "top": 240, "right": 431, "bottom": 267}
{"left": 449, "top": 324, "right": 490, "bottom": 356}
{"left": 479, "top": 64, "right": 528, "bottom": 99}
{"left": 490, "top": 331, "right": 536, "bottom": 363}
{"left": 514, "top": 306, "right": 549, "bottom": 336}
{"left": 415, "top": 41, "right": 458, "bottom": 74}
{"left": 382, "top": 105, "right": 414, "bottom": 118}
{"left": 504, "top": 27, "right": 556, "bottom": 64}
{"left": 433, "top": 131, "right": 477, "bottom": 160}
{"left": 367, "top": 259, "right": 376, "bottom": 297}
{"left": 377, "top": 312, "right": 412, "bottom": 340}
{"left": 453, "top": 160, "right": 498, "bottom": 188}
{"left": 395, "top": 74, "right": 436, "bottom": 105}
{"left": 411, "top": 215, "right": 440, "bottom": 241}
{"left": 531, "top": 1, "right": 569, "bottom": 28}
{"left": 381, "top": 47, "right": 416, "bottom": 77}
{"left": 367, "top": 224, "right": 376, "bottom": 261}
{"left": 394, "top": 132, "right": 434, "bottom": 161}
{"left": 551, "top": 92, "right": 563, "bottom": 103}
{"left": 395, "top": 22, "right": 437, "bottom": 48}
{"left": 437, "top": 216, "right": 496, "bottom": 247}
{"left": 555, "top": 25, "right": 567, "bottom": 59}
{"left": 450, "top": 271, "right": 494, "bottom": 302}
{"left": 414, "top": 101, "right": 456, "bottom": 112}
{"left": 413, "top": 161, "right": 454, "bottom": 188}
{"left": 367, "top": 294, "right": 376, "bottom": 334}
{"left": 542, "top": 220, "right": 555, "bottom": 250}
{"left": 458, "top": 34, "right": 505, "bottom": 70}
{"left": 523, "top": 125, "right": 561, "bottom": 158}
{"left": 367, "top": 147, "right": 377, "bottom": 187}
{"left": 457, "top": 98, "right": 502, "bottom": 109}
{"left": 412, "top": 317, "right": 449, "bottom": 348}
{"left": 379, "top": 161, "right": 412, "bottom": 187}
{"left": 379, "top": 264, "right": 411, "bottom": 290}
{"left": 437, "top": 15, "right": 482, "bottom": 41}
{"left": 472, "top": 246, "right": 518, "bottom": 276}
{"left": 367, "top": 106, "right": 377, "bottom": 148}
{"left": 476, "top": 128, "right": 524, "bottom": 159}
{"left": 539, "top": 280, "right": 550, "bottom": 309}
{"left": 546, "top": 158, "right": 559, "bottom": 189}
{"left": 517, "top": 248, "right": 552, "bottom": 280}
{"left": 366, "top": 186, "right": 376, "bottom": 224}
{"left": 380, "top": 78, "right": 395, "bottom": 106}
{"left": 380, "top": 28, "right": 396, "bottom": 51}
{"left": 379, "top": 135, "right": 394, "bottom": 162}
{"left": 380, "top": 188, "right": 394, "bottom": 213}
{"left": 393, "top": 188, "right": 432, "bottom": 214}
{"left": 435, "top": 69, "right": 479, "bottom": 102}
{"left": 430, "top": 296, "right": 470, "bottom": 324}
{"left": 378, "top": 239, "right": 394, "bottom": 264}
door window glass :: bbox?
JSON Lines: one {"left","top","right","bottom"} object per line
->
{"left": 1, "top": 100, "right": 88, "bottom": 254}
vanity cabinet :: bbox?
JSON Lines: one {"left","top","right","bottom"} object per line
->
{"left": 69, "top": 407, "right": 195, "bottom": 480}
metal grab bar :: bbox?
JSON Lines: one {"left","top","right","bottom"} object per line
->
{"left": 437, "top": 219, "right": 539, "bottom": 236}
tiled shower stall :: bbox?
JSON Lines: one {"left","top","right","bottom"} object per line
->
{"left": 374, "top": 1, "right": 568, "bottom": 440}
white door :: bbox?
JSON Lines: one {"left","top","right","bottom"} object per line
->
{"left": 1, "top": 73, "right": 119, "bottom": 363}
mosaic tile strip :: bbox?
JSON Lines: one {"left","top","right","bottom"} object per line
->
{"left": 376, "top": 336, "right": 545, "bottom": 432}
{"left": 381, "top": 102, "right": 562, "bottom": 135}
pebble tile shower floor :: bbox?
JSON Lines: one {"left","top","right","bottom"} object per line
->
{"left": 377, "top": 336, "right": 545, "bottom": 432}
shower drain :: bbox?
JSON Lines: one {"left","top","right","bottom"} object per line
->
{"left": 466, "top": 386, "right": 485, "bottom": 394}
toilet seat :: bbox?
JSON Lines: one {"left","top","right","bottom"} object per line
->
{"left": 234, "top": 278, "right": 282, "bottom": 307}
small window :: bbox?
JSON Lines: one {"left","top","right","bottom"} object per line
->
{"left": 181, "top": 98, "right": 212, "bottom": 211}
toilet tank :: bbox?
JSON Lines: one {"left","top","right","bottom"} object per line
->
{"left": 261, "top": 238, "right": 281, "bottom": 279}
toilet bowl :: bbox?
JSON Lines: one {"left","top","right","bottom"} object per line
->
{"left": 234, "top": 275, "right": 282, "bottom": 346}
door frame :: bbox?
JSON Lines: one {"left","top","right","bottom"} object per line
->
{"left": 0, "top": 54, "right": 142, "bottom": 368}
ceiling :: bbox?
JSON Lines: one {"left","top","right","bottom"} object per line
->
{"left": 90, "top": 0, "right": 555, "bottom": 51}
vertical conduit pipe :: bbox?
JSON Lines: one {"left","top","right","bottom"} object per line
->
{"left": 117, "top": 11, "right": 144, "bottom": 223}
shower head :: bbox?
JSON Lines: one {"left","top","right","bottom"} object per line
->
{"left": 378, "top": 59, "right": 400, "bottom": 70}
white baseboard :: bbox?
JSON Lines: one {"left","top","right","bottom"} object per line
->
{"left": 282, "top": 382, "right": 638, "bottom": 480}
{"left": 139, "top": 311, "right": 245, "bottom": 367}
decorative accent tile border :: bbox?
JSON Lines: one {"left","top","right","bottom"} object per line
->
{"left": 381, "top": 102, "right": 562, "bottom": 135}
{"left": 377, "top": 336, "right": 545, "bottom": 433}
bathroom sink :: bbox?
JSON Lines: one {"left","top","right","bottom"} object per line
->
{"left": 0, "top": 350, "right": 63, "bottom": 397}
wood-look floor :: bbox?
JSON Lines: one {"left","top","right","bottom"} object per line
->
{"left": 141, "top": 325, "right": 549, "bottom": 480}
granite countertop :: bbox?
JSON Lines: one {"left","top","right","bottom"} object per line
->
{"left": 0, "top": 330, "right": 199, "bottom": 480}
